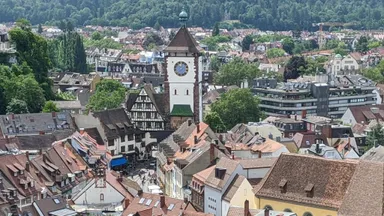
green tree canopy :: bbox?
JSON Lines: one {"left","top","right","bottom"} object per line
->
{"left": 204, "top": 111, "right": 226, "bottom": 132}
{"left": 266, "top": 48, "right": 286, "bottom": 58}
{"left": 212, "top": 22, "right": 220, "bottom": 37}
{"left": 284, "top": 56, "right": 306, "bottom": 80}
{"left": 91, "top": 32, "right": 102, "bottom": 40}
{"left": 201, "top": 35, "right": 232, "bottom": 51}
{"left": 334, "top": 42, "right": 348, "bottom": 56}
{"left": 363, "top": 60, "right": 384, "bottom": 83}
{"left": 210, "top": 88, "right": 263, "bottom": 130}
{"left": 241, "top": 35, "right": 254, "bottom": 51}
{"left": 355, "top": 36, "right": 369, "bottom": 53}
{"left": 282, "top": 38, "right": 295, "bottom": 55}
{"left": 366, "top": 122, "right": 384, "bottom": 150}
{"left": 87, "top": 80, "right": 126, "bottom": 112}
{"left": 42, "top": 101, "right": 60, "bottom": 113}
{"left": 214, "top": 57, "right": 261, "bottom": 86}
{"left": 6, "top": 99, "right": 29, "bottom": 114}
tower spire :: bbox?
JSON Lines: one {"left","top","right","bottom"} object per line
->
{"left": 179, "top": 6, "right": 188, "bottom": 28}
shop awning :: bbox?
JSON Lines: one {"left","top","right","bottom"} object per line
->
{"left": 110, "top": 157, "right": 127, "bottom": 167}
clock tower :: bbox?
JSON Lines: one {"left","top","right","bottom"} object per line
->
{"left": 163, "top": 7, "right": 203, "bottom": 128}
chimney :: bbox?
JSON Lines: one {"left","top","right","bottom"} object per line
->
{"left": 232, "top": 153, "right": 235, "bottom": 159}
{"left": 138, "top": 189, "right": 143, "bottom": 196}
{"left": 0, "top": 178, "right": 3, "bottom": 190}
{"left": 160, "top": 195, "right": 165, "bottom": 208}
{"left": 52, "top": 112, "right": 58, "bottom": 130}
{"left": 124, "top": 198, "right": 130, "bottom": 208}
{"left": 194, "top": 135, "right": 198, "bottom": 144}
{"left": 184, "top": 197, "right": 188, "bottom": 204}
{"left": 196, "top": 123, "right": 200, "bottom": 133}
{"left": 10, "top": 113, "right": 14, "bottom": 120}
{"left": 316, "top": 143, "right": 321, "bottom": 154}
{"left": 187, "top": 119, "right": 192, "bottom": 126}
{"left": 39, "top": 149, "right": 43, "bottom": 155}
{"left": 117, "top": 172, "right": 123, "bottom": 182}
{"left": 26, "top": 151, "right": 29, "bottom": 161}
{"left": 79, "top": 128, "right": 85, "bottom": 135}
{"left": 25, "top": 161, "right": 30, "bottom": 172}
{"left": 264, "top": 208, "right": 270, "bottom": 216}
{"left": 244, "top": 200, "right": 249, "bottom": 216}
{"left": 302, "top": 110, "right": 307, "bottom": 119}
{"left": 268, "top": 133, "right": 273, "bottom": 140}
{"left": 5, "top": 135, "right": 9, "bottom": 144}
{"left": 294, "top": 114, "right": 297, "bottom": 121}
{"left": 210, "top": 143, "right": 215, "bottom": 162}
{"left": 42, "top": 152, "right": 48, "bottom": 163}
{"left": 257, "top": 150, "right": 262, "bottom": 158}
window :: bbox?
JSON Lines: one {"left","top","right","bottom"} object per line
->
{"left": 128, "top": 145, "right": 134, "bottom": 151}
{"left": 141, "top": 96, "right": 146, "bottom": 101}
{"left": 174, "top": 89, "right": 177, "bottom": 95}
{"left": 146, "top": 112, "right": 151, "bottom": 118}
{"left": 303, "top": 212, "right": 313, "bottom": 216}
{"left": 121, "top": 146, "right": 125, "bottom": 153}
{"left": 100, "top": 193, "right": 104, "bottom": 201}
{"left": 128, "top": 134, "right": 134, "bottom": 141}
{"left": 186, "top": 89, "right": 189, "bottom": 95}
{"left": 146, "top": 122, "right": 151, "bottom": 128}
{"left": 141, "top": 142, "right": 146, "bottom": 148}
{"left": 121, "top": 135, "right": 125, "bottom": 142}
{"left": 284, "top": 209, "right": 292, "bottom": 212}
{"left": 108, "top": 139, "right": 114, "bottom": 146}
{"left": 111, "top": 150, "right": 115, "bottom": 156}
{"left": 264, "top": 205, "right": 273, "bottom": 210}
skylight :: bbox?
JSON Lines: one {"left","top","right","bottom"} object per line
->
{"left": 145, "top": 199, "right": 152, "bottom": 206}
{"left": 53, "top": 198, "right": 60, "bottom": 204}
{"left": 139, "top": 198, "right": 145, "bottom": 204}
{"left": 168, "top": 204, "right": 175, "bottom": 211}
{"left": 154, "top": 201, "right": 159, "bottom": 207}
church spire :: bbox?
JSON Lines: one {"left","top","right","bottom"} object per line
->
{"left": 179, "top": 6, "right": 188, "bottom": 28}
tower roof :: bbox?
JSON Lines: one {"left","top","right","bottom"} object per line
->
{"left": 164, "top": 27, "right": 202, "bottom": 54}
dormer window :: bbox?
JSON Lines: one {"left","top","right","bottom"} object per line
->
{"left": 305, "top": 183, "right": 314, "bottom": 198}
{"left": 279, "top": 179, "right": 287, "bottom": 193}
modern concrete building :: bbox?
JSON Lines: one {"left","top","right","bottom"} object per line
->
{"left": 253, "top": 74, "right": 377, "bottom": 118}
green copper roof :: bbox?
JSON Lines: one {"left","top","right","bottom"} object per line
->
{"left": 179, "top": 9, "right": 188, "bottom": 19}
{"left": 170, "top": 104, "right": 193, "bottom": 117}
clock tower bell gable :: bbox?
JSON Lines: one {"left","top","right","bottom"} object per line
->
{"left": 163, "top": 7, "right": 203, "bottom": 128}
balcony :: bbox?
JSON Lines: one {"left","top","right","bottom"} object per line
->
{"left": 329, "top": 93, "right": 376, "bottom": 101}
{"left": 258, "top": 96, "right": 317, "bottom": 103}
{"left": 259, "top": 104, "right": 317, "bottom": 111}
{"left": 328, "top": 101, "right": 370, "bottom": 108}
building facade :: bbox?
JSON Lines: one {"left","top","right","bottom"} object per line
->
{"left": 163, "top": 9, "right": 203, "bottom": 127}
{"left": 253, "top": 74, "right": 377, "bottom": 118}
{"left": 126, "top": 84, "right": 167, "bottom": 131}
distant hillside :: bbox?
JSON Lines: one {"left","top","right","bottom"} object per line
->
{"left": 0, "top": 0, "right": 383, "bottom": 30}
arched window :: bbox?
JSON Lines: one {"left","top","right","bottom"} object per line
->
{"left": 264, "top": 205, "right": 273, "bottom": 210}
{"left": 186, "top": 89, "right": 189, "bottom": 95}
{"left": 284, "top": 209, "right": 292, "bottom": 212}
{"left": 100, "top": 193, "right": 104, "bottom": 201}
{"left": 303, "top": 212, "right": 313, "bottom": 216}
{"left": 174, "top": 89, "right": 177, "bottom": 95}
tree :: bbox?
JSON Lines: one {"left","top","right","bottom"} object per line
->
{"left": 142, "top": 33, "right": 164, "bottom": 49}
{"left": 204, "top": 111, "right": 226, "bottom": 132}
{"left": 42, "top": 101, "right": 60, "bottom": 113}
{"left": 154, "top": 21, "right": 161, "bottom": 31}
{"left": 212, "top": 22, "right": 220, "bottom": 37}
{"left": 363, "top": 60, "right": 384, "bottom": 83}
{"left": 210, "top": 88, "right": 263, "bottom": 130}
{"left": 9, "top": 25, "right": 54, "bottom": 99}
{"left": 355, "top": 36, "right": 369, "bottom": 53}
{"left": 73, "top": 34, "right": 87, "bottom": 73}
{"left": 87, "top": 80, "right": 126, "bottom": 112}
{"left": 283, "top": 56, "right": 306, "bottom": 80}
{"left": 210, "top": 56, "right": 221, "bottom": 72}
{"left": 282, "top": 38, "right": 295, "bottom": 55}
{"left": 214, "top": 57, "right": 261, "bottom": 86}
{"left": 366, "top": 121, "right": 384, "bottom": 149}
{"left": 169, "top": 31, "right": 176, "bottom": 41}
{"left": 241, "top": 35, "right": 253, "bottom": 51}
{"left": 6, "top": 99, "right": 29, "bottom": 114}
{"left": 266, "top": 48, "right": 286, "bottom": 58}
{"left": 368, "top": 41, "right": 381, "bottom": 50}
{"left": 15, "top": 18, "right": 31, "bottom": 30}
{"left": 37, "top": 24, "right": 43, "bottom": 34}
{"left": 91, "top": 32, "right": 102, "bottom": 40}
{"left": 325, "top": 39, "right": 340, "bottom": 49}
{"left": 334, "top": 42, "right": 348, "bottom": 56}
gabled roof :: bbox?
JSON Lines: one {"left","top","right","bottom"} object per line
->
{"left": 361, "top": 145, "right": 384, "bottom": 161}
{"left": 205, "top": 157, "right": 239, "bottom": 190}
{"left": 164, "top": 27, "right": 202, "bottom": 54}
{"left": 256, "top": 154, "right": 358, "bottom": 209}
{"left": 338, "top": 160, "right": 384, "bottom": 216}
{"left": 222, "top": 174, "right": 246, "bottom": 202}
{"left": 347, "top": 105, "right": 384, "bottom": 125}
{"left": 33, "top": 197, "right": 69, "bottom": 216}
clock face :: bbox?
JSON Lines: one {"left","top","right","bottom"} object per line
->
{"left": 174, "top": 61, "right": 189, "bottom": 76}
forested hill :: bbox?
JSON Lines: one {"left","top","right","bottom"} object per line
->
{"left": 1, "top": 0, "right": 384, "bottom": 30}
